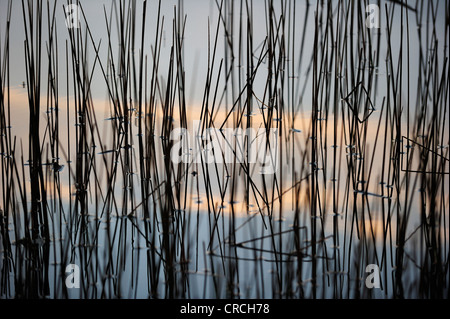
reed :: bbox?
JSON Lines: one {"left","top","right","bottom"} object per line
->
{"left": 0, "top": 0, "right": 448, "bottom": 299}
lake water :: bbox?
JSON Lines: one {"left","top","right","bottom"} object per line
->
{"left": 0, "top": 0, "right": 448, "bottom": 299}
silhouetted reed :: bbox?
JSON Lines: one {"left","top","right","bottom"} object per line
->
{"left": 0, "top": 0, "right": 448, "bottom": 299}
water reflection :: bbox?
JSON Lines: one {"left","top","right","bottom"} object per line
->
{"left": 0, "top": 0, "right": 449, "bottom": 299}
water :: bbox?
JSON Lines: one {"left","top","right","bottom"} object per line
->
{"left": 0, "top": 0, "right": 448, "bottom": 299}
